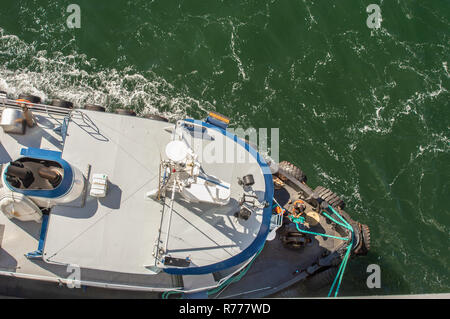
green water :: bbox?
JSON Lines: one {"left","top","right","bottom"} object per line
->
{"left": 0, "top": 1, "right": 448, "bottom": 296}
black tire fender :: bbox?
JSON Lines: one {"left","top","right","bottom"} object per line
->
{"left": 143, "top": 114, "right": 169, "bottom": 122}
{"left": 314, "top": 186, "right": 345, "bottom": 209}
{"left": 50, "top": 99, "right": 74, "bottom": 109}
{"left": 18, "top": 93, "right": 41, "bottom": 104}
{"left": 84, "top": 104, "right": 106, "bottom": 112}
{"left": 115, "top": 108, "right": 136, "bottom": 116}
{"left": 278, "top": 161, "right": 307, "bottom": 183}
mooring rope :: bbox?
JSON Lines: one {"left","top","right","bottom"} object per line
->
{"left": 288, "top": 204, "right": 354, "bottom": 297}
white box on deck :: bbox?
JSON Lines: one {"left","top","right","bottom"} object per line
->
{"left": 90, "top": 173, "right": 109, "bottom": 198}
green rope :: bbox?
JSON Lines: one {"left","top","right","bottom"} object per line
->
{"left": 161, "top": 290, "right": 184, "bottom": 299}
{"left": 322, "top": 212, "right": 352, "bottom": 231}
{"left": 161, "top": 239, "right": 265, "bottom": 299}
{"left": 290, "top": 216, "right": 350, "bottom": 241}
{"left": 161, "top": 203, "right": 354, "bottom": 299}
{"left": 207, "top": 244, "right": 264, "bottom": 296}
{"left": 289, "top": 204, "right": 354, "bottom": 297}
{"left": 324, "top": 205, "right": 354, "bottom": 297}
{"left": 294, "top": 222, "right": 350, "bottom": 241}
{"left": 328, "top": 205, "right": 353, "bottom": 229}
{"left": 328, "top": 243, "right": 352, "bottom": 297}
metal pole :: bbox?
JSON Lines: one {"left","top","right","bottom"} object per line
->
{"left": 164, "top": 177, "right": 177, "bottom": 254}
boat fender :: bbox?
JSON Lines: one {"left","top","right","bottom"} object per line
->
{"left": 144, "top": 114, "right": 169, "bottom": 122}
{"left": 17, "top": 94, "right": 41, "bottom": 104}
{"left": 51, "top": 99, "right": 74, "bottom": 109}
{"left": 205, "top": 111, "right": 230, "bottom": 130}
{"left": 84, "top": 104, "right": 106, "bottom": 112}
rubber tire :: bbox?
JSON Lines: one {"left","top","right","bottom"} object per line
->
{"left": 18, "top": 94, "right": 41, "bottom": 104}
{"left": 50, "top": 99, "right": 73, "bottom": 109}
{"left": 278, "top": 161, "right": 307, "bottom": 183}
{"left": 314, "top": 186, "right": 345, "bottom": 209}
{"left": 335, "top": 209, "right": 365, "bottom": 255}
{"left": 360, "top": 224, "right": 371, "bottom": 254}
{"left": 305, "top": 267, "right": 338, "bottom": 290}
{"left": 115, "top": 108, "right": 136, "bottom": 116}
{"left": 144, "top": 114, "right": 169, "bottom": 122}
{"left": 84, "top": 104, "right": 106, "bottom": 112}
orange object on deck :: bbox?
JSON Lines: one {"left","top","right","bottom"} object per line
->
{"left": 16, "top": 99, "right": 32, "bottom": 106}
{"left": 275, "top": 206, "right": 284, "bottom": 215}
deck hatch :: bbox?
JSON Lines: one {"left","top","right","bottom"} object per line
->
{"left": 164, "top": 257, "right": 191, "bottom": 268}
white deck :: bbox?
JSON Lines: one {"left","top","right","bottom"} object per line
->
{"left": 0, "top": 106, "right": 268, "bottom": 288}
{"left": 43, "top": 110, "right": 168, "bottom": 274}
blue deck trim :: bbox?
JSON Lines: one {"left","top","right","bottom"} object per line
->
{"left": 20, "top": 148, "right": 62, "bottom": 159}
{"left": 205, "top": 116, "right": 229, "bottom": 130}
{"left": 25, "top": 214, "right": 49, "bottom": 259}
{"left": 164, "top": 119, "right": 274, "bottom": 275}
{"left": 3, "top": 147, "right": 74, "bottom": 199}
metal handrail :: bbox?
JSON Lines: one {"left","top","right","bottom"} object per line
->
{"left": 0, "top": 97, "right": 73, "bottom": 116}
